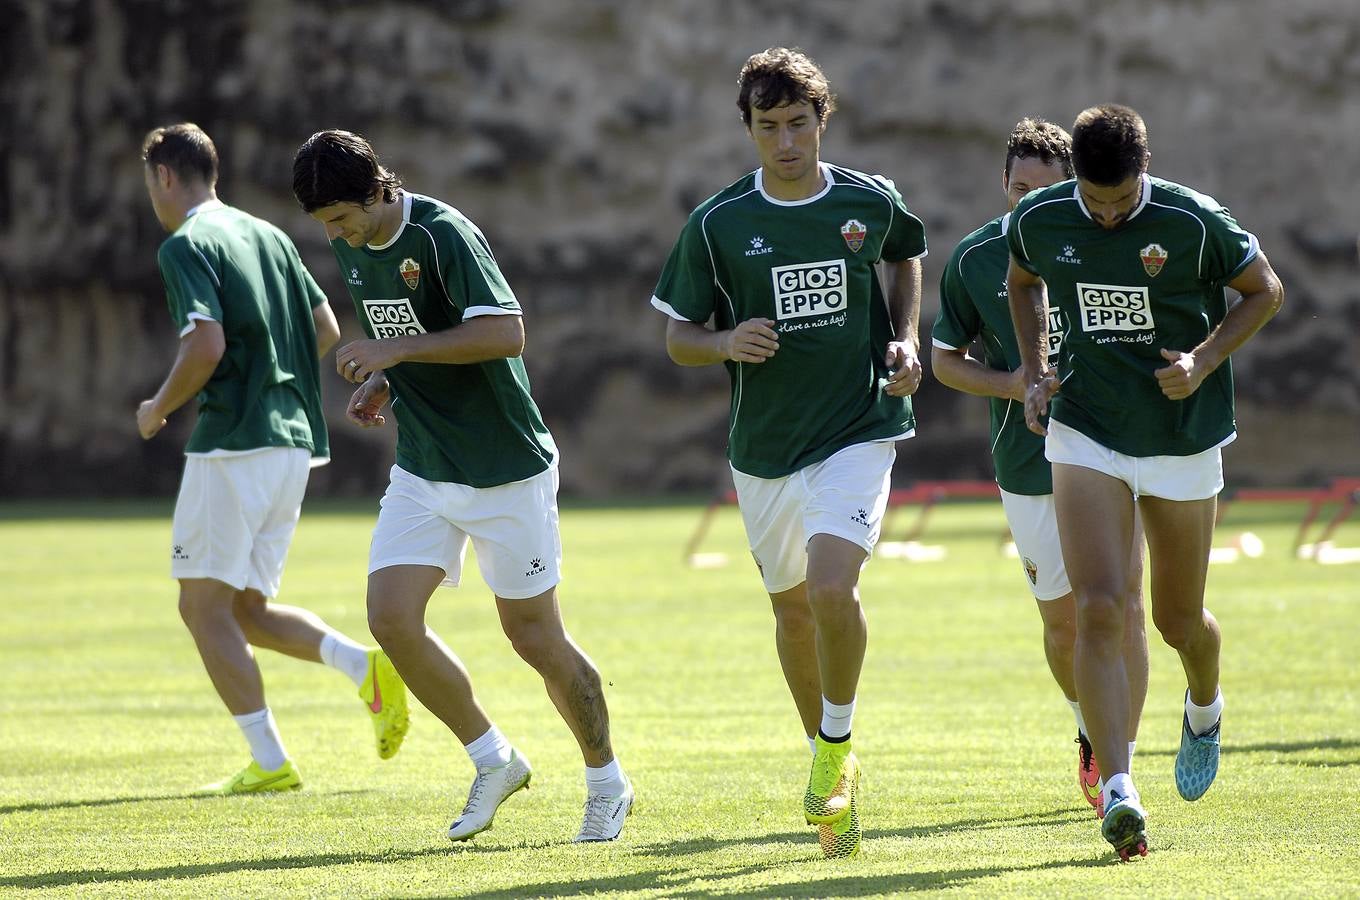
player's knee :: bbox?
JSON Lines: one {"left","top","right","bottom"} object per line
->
{"left": 805, "top": 574, "right": 858, "bottom": 612}
{"left": 1151, "top": 608, "right": 1201, "bottom": 651}
{"left": 1075, "top": 591, "right": 1125, "bottom": 639}
{"left": 1044, "top": 617, "right": 1077, "bottom": 659}
{"left": 367, "top": 598, "right": 423, "bottom": 648}
{"left": 231, "top": 592, "right": 266, "bottom": 631}
{"left": 772, "top": 598, "right": 815, "bottom": 637}
{"left": 503, "top": 619, "right": 563, "bottom": 668}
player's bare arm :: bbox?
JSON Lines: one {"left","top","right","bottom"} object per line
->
{"left": 337, "top": 314, "right": 525, "bottom": 383}
{"left": 883, "top": 257, "right": 923, "bottom": 397}
{"left": 313, "top": 302, "right": 340, "bottom": 357}
{"left": 1006, "top": 256, "right": 1059, "bottom": 435}
{"left": 664, "top": 316, "right": 779, "bottom": 366}
{"left": 345, "top": 372, "right": 389, "bottom": 428}
{"left": 931, "top": 345, "right": 1027, "bottom": 402}
{"left": 1154, "top": 253, "right": 1285, "bottom": 401}
{"left": 136, "top": 319, "right": 226, "bottom": 439}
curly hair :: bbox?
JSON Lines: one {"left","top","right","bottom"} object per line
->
{"left": 1071, "top": 105, "right": 1150, "bottom": 186}
{"left": 736, "top": 47, "right": 837, "bottom": 126}
{"left": 142, "top": 123, "right": 218, "bottom": 185}
{"left": 1005, "top": 117, "right": 1074, "bottom": 180}
{"left": 291, "top": 130, "right": 403, "bottom": 213}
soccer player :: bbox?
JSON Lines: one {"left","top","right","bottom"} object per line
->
{"left": 1007, "top": 105, "right": 1284, "bottom": 859}
{"left": 650, "top": 48, "right": 927, "bottom": 858}
{"left": 137, "top": 123, "right": 409, "bottom": 795}
{"left": 931, "top": 118, "right": 1150, "bottom": 818}
{"left": 291, "top": 130, "right": 632, "bottom": 844}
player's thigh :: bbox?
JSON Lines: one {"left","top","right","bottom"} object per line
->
{"left": 1136, "top": 493, "right": 1216, "bottom": 620}
{"left": 803, "top": 441, "right": 896, "bottom": 566}
{"left": 1051, "top": 462, "right": 1138, "bottom": 601}
{"left": 244, "top": 448, "right": 312, "bottom": 598}
{"left": 460, "top": 467, "right": 562, "bottom": 601}
{"left": 732, "top": 466, "right": 809, "bottom": 594}
{"left": 999, "top": 488, "right": 1071, "bottom": 602}
{"left": 369, "top": 465, "right": 470, "bottom": 589}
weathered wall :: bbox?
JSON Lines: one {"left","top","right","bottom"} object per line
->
{"left": 2, "top": 0, "right": 1357, "bottom": 498}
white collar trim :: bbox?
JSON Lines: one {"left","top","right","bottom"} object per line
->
{"left": 1075, "top": 172, "right": 1151, "bottom": 223}
{"left": 184, "top": 199, "right": 224, "bottom": 219}
{"left": 756, "top": 162, "right": 834, "bottom": 206}
{"left": 367, "top": 192, "right": 411, "bottom": 251}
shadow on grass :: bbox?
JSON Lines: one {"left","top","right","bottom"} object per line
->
{"left": 1137, "top": 737, "right": 1360, "bottom": 767}
{"left": 0, "top": 788, "right": 372, "bottom": 815}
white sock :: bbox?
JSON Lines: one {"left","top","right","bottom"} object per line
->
{"left": 464, "top": 725, "right": 513, "bottom": 769}
{"left": 319, "top": 632, "right": 371, "bottom": 688}
{"left": 1185, "top": 688, "right": 1223, "bottom": 736}
{"left": 1103, "top": 772, "right": 1137, "bottom": 809}
{"left": 806, "top": 735, "right": 816, "bottom": 755}
{"left": 1067, "top": 698, "right": 1086, "bottom": 737}
{"left": 233, "top": 708, "right": 288, "bottom": 771}
{"left": 819, "top": 696, "right": 856, "bottom": 740}
{"left": 585, "top": 758, "right": 628, "bottom": 797}
{"left": 1128, "top": 740, "right": 1137, "bottom": 767}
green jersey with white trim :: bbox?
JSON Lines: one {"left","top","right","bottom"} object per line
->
{"left": 157, "top": 201, "right": 330, "bottom": 459}
{"left": 651, "top": 163, "right": 928, "bottom": 479}
{"left": 934, "top": 214, "right": 1060, "bottom": 495}
{"left": 330, "top": 192, "right": 555, "bottom": 487}
{"left": 1008, "top": 175, "right": 1258, "bottom": 457}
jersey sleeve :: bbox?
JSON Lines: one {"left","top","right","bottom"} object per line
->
{"left": 434, "top": 219, "right": 522, "bottom": 319}
{"left": 874, "top": 175, "right": 928, "bottom": 263}
{"left": 1005, "top": 201, "right": 1040, "bottom": 276}
{"left": 157, "top": 236, "right": 223, "bottom": 336}
{"left": 932, "top": 242, "right": 983, "bottom": 351}
{"left": 650, "top": 213, "right": 717, "bottom": 323}
{"left": 282, "top": 236, "right": 328, "bottom": 309}
{"left": 1200, "top": 203, "right": 1259, "bottom": 286}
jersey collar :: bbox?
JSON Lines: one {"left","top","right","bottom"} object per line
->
{"left": 184, "top": 198, "right": 224, "bottom": 219}
{"left": 756, "top": 162, "right": 834, "bottom": 207}
{"left": 367, "top": 191, "right": 412, "bottom": 251}
{"left": 1074, "top": 172, "right": 1151, "bottom": 224}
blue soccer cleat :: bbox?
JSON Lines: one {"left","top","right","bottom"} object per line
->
{"left": 1174, "top": 712, "right": 1221, "bottom": 801}
{"left": 1100, "top": 791, "right": 1148, "bottom": 862}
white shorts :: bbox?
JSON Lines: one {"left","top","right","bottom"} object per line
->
{"left": 1046, "top": 419, "right": 1227, "bottom": 502}
{"left": 998, "top": 488, "right": 1071, "bottom": 602}
{"left": 170, "top": 447, "right": 312, "bottom": 597}
{"left": 731, "top": 441, "right": 896, "bottom": 594}
{"left": 369, "top": 464, "right": 562, "bottom": 600}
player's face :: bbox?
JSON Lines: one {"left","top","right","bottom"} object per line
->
{"left": 310, "top": 201, "right": 382, "bottom": 248}
{"left": 1003, "top": 155, "right": 1069, "bottom": 211}
{"left": 1077, "top": 173, "right": 1143, "bottom": 230}
{"left": 747, "top": 101, "right": 822, "bottom": 189}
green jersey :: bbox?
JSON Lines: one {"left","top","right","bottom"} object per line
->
{"left": 330, "top": 192, "right": 556, "bottom": 487}
{"left": 157, "top": 200, "right": 329, "bottom": 459}
{"left": 1008, "top": 175, "right": 1259, "bottom": 457}
{"left": 651, "top": 163, "right": 928, "bottom": 479}
{"left": 934, "top": 214, "right": 1061, "bottom": 495}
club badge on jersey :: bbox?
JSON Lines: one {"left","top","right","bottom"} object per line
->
{"left": 399, "top": 257, "right": 421, "bottom": 290}
{"left": 840, "top": 219, "right": 867, "bottom": 253}
{"left": 1140, "top": 243, "right": 1168, "bottom": 277}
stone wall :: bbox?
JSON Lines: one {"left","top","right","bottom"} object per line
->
{"left": 3, "top": 0, "right": 1356, "bottom": 497}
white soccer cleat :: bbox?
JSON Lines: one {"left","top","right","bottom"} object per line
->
{"left": 446, "top": 750, "right": 532, "bottom": 842}
{"left": 572, "top": 777, "right": 634, "bottom": 843}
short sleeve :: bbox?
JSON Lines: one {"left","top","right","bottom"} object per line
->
{"left": 1005, "top": 203, "right": 1040, "bottom": 276}
{"left": 651, "top": 213, "right": 718, "bottom": 323}
{"left": 157, "top": 236, "right": 222, "bottom": 334}
{"left": 435, "top": 219, "right": 522, "bottom": 319}
{"left": 932, "top": 244, "right": 983, "bottom": 351}
{"left": 1200, "top": 203, "right": 1259, "bottom": 286}
{"left": 874, "top": 175, "right": 928, "bottom": 263}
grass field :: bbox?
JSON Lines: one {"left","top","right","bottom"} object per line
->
{"left": 1, "top": 498, "right": 1357, "bottom": 897}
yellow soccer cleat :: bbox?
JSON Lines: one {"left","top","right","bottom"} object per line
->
{"left": 818, "top": 761, "right": 861, "bottom": 859}
{"left": 198, "top": 758, "right": 302, "bottom": 796}
{"left": 804, "top": 735, "right": 856, "bottom": 825}
{"left": 360, "top": 649, "right": 409, "bottom": 760}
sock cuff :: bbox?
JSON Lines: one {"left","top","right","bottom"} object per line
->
{"left": 232, "top": 707, "right": 271, "bottom": 727}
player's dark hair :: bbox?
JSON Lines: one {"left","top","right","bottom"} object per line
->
{"left": 142, "top": 123, "right": 218, "bottom": 185}
{"left": 1005, "top": 117, "right": 1074, "bottom": 180}
{"left": 1071, "top": 104, "right": 1150, "bottom": 186}
{"left": 737, "top": 47, "right": 837, "bottom": 127}
{"left": 291, "top": 130, "right": 403, "bottom": 213}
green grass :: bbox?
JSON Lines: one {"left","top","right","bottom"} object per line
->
{"left": 1, "top": 499, "right": 1356, "bottom": 897}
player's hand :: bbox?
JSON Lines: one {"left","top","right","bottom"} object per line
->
{"left": 1024, "top": 372, "right": 1060, "bottom": 436}
{"left": 722, "top": 318, "right": 779, "bottom": 363}
{"left": 884, "top": 342, "right": 922, "bottom": 397}
{"left": 136, "top": 399, "right": 167, "bottom": 440}
{"left": 337, "top": 338, "right": 400, "bottom": 383}
{"left": 346, "top": 375, "right": 390, "bottom": 428}
{"left": 1155, "top": 348, "right": 1207, "bottom": 400}
{"left": 1006, "top": 368, "right": 1029, "bottom": 403}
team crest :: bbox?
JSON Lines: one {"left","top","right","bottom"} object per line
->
{"left": 1139, "top": 243, "right": 1168, "bottom": 277}
{"left": 840, "top": 219, "right": 867, "bottom": 253}
{"left": 1023, "top": 557, "right": 1039, "bottom": 586}
{"left": 399, "top": 257, "right": 421, "bottom": 290}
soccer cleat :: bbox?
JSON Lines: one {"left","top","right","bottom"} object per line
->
{"left": 1077, "top": 732, "right": 1105, "bottom": 818}
{"left": 447, "top": 750, "right": 532, "bottom": 842}
{"left": 804, "top": 736, "right": 856, "bottom": 825}
{"left": 817, "top": 760, "right": 862, "bottom": 858}
{"left": 359, "top": 649, "right": 409, "bottom": 760}
{"left": 1101, "top": 791, "right": 1149, "bottom": 862}
{"left": 198, "top": 758, "right": 302, "bottom": 796}
{"left": 1174, "top": 713, "right": 1221, "bottom": 801}
{"left": 573, "top": 776, "right": 635, "bottom": 842}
